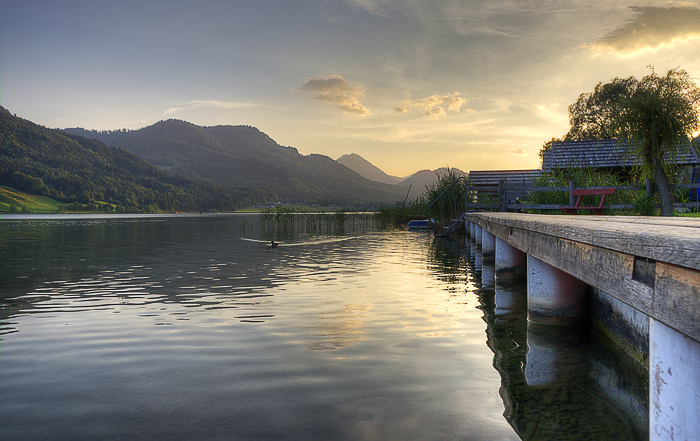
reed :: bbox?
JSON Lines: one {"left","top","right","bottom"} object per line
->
{"left": 259, "top": 205, "right": 375, "bottom": 236}
{"left": 375, "top": 168, "right": 466, "bottom": 228}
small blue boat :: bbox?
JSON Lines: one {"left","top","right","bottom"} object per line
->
{"left": 407, "top": 219, "right": 432, "bottom": 230}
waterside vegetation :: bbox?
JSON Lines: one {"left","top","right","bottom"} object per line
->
{"left": 545, "top": 68, "right": 700, "bottom": 216}
{"left": 375, "top": 168, "right": 466, "bottom": 227}
{"left": 259, "top": 205, "right": 375, "bottom": 236}
{"left": 526, "top": 166, "right": 699, "bottom": 216}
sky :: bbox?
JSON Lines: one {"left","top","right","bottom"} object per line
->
{"left": 2, "top": 1, "right": 700, "bottom": 177}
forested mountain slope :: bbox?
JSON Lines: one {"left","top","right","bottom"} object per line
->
{"left": 0, "top": 107, "right": 272, "bottom": 212}
{"left": 66, "top": 121, "right": 407, "bottom": 203}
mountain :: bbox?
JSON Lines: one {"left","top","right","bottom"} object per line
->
{"left": 337, "top": 153, "right": 402, "bottom": 185}
{"left": 398, "top": 167, "right": 467, "bottom": 188}
{"left": 335, "top": 154, "right": 469, "bottom": 194}
{"left": 0, "top": 107, "right": 271, "bottom": 212}
{"left": 66, "top": 122, "right": 407, "bottom": 203}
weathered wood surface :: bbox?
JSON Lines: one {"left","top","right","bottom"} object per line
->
{"left": 466, "top": 213, "right": 700, "bottom": 342}
{"left": 467, "top": 213, "right": 700, "bottom": 271}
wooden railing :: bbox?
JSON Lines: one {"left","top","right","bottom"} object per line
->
{"left": 465, "top": 178, "right": 700, "bottom": 212}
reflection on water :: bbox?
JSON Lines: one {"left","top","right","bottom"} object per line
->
{"left": 464, "top": 235, "right": 648, "bottom": 441}
{"left": 0, "top": 215, "right": 647, "bottom": 440}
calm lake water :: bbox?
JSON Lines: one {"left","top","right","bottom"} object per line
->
{"left": 0, "top": 214, "right": 648, "bottom": 440}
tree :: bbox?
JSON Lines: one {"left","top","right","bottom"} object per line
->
{"left": 613, "top": 68, "right": 700, "bottom": 216}
{"left": 566, "top": 76, "right": 638, "bottom": 141}
{"left": 563, "top": 68, "right": 700, "bottom": 216}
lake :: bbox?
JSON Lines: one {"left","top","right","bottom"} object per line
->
{"left": 0, "top": 214, "right": 647, "bottom": 440}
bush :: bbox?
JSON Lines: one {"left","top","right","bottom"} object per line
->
{"left": 634, "top": 195, "right": 655, "bottom": 216}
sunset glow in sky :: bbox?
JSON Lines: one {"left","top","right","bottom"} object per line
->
{"left": 2, "top": 1, "right": 700, "bottom": 177}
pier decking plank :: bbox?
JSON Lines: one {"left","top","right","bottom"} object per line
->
{"left": 468, "top": 214, "right": 700, "bottom": 271}
{"left": 466, "top": 213, "right": 700, "bottom": 342}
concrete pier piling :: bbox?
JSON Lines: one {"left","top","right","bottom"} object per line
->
{"left": 465, "top": 212, "right": 700, "bottom": 440}
{"left": 525, "top": 322, "right": 585, "bottom": 387}
{"left": 649, "top": 318, "right": 700, "bottom": 441}
{"left": 527, "top": 255, "right": 588, "bottom": 325}
{"left": 494, "top": 280, "right": 526, "bottom": 321}
{"left": 482, "top": 230, "right": 495, "bottom": 262}
{"left": 495, "top": 236, "right": 526, "bottom": 280}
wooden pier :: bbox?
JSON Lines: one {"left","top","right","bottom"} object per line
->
{"left": 464, "top": 213, "right": 700, "bottom": 441}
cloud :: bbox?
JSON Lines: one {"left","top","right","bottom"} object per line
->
{"left": 581, "top": 5, "right": 700, "bottom": 54}
{"left": 395, "top": 92, "right": 472, "bottom": 119}
{"left": 163, "top": 100, "right": 257, "bottom": 116}
{"left": 511, "top": 148, "right": 526, "bottom": 155}
{"left": 337, "top": 0, "right": 565, "bottom": 38}
{"left": 298, "top": 75, "right": 370, "bottom": 115}
{"left": 343, "top": 0, "right": 389, "bottom": 16}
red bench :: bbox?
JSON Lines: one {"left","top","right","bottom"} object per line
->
{"left": 560, "top": 188, "right": 615, "bottom": 215}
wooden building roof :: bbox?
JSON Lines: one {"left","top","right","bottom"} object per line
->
{"left": 542, "top": 139, "right": 700, "bottom": 173}
{"left": 468, "top": 169, "right": 543, "bottom": 187}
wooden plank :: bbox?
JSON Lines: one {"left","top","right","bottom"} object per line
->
{"left": 505, "top": 204, "right": 561, "bottom": 210}
{"left": 498, "top": 179, "right": 507, "bottom": 212}
{"left": 528, "top": 186, "right": 570, "bottom": 192}
{"left": 572, "top": 188, "right": 615, "bottom": 196}
{"left": 468, "top": 213, "right": 700, "bottom": 238}
{"left": 466, "top": 213, "right": 700, "bottom": 270}
{"left": 467, "top": 212, "right": 700, "bottom": 342}
{"left": 675, "top": 183, "right": 700, "bottom": 189}
{"left": 505, "top": 202, "right": 700, "bottom": 210}
{"left": 654, "top": 262, "right": 700, "bottom": 342}
{"left": 506, "top": 226, "right": 654, "bottom": 313}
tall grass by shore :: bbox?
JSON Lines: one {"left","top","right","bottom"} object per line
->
{"left": 259, "top": 205, "right": 375, "bottom": 236}
{"left": 375, "top": 168, "right": 466, "bottom": 228}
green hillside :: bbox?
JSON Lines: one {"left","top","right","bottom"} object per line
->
{"left": 66, "top": 120, "right": 407, "bottom": 203}
{"left": 0, "top": 107, "right": 273, "bottom": 213}
{"left": 0, "top": 186, "right": 65, "bottom": 213}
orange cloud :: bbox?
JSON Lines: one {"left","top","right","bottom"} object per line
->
{"left": 395, "top": 92, "right": 472, "bottom": 119}
{"left": 298, "top": 75, "right": 370, "bottom": 115}
{"left": 581, "top": 5, "right": 700, "bottom": 54}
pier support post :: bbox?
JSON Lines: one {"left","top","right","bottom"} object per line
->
{"left": 649, "top": 318, "right": 700, "bottom": 441}
{"left": 527, "top": 255, "right": 588, "bottom": 325}
{"left": 495, "top": 237, "right": 526, "bottom": 280}
{"left": 470, "top": 222, "right": 476, "bottom": 240}
{"left": 482, "top": 230, "right": 495, "bottom": 262}
{"left": 481, "top": 262, "right": 495, "bottom": 291}
{"left": 474, "top": 224, "right": 482, "bottom": 247}
{"left": 494, "top": 280, "right": 526, "bottom": 321}
{"left": 525, "top": 322, "right": 584, "bottom": 386}
{"left": 474, "top": 247, "right": 483, "bottom": 272}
